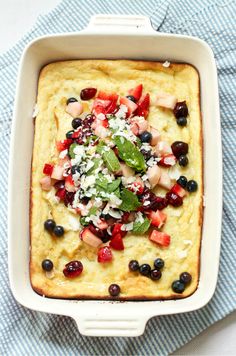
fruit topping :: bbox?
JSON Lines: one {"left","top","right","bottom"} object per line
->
{"left": 171, "top": 141, "right": 189, "bottom": 158}
{"left": 44, "top": 219, "right": 56, "bottom": 232}
{"left": 148, "top": 210, "right": 167, "bottom": 228}
{"left": 80, "top": 227, "right": 103, "bottom": 248}
{"left": 65, "top": 175, "right": 76, "bottom": 193}
{"left": 154, "top": 258, "right": 164, "bottom": 270}
{"left": 139, "top": 264, "right": 151, "bottom": 276}
{"left": 155, "top": 92, "right": 177, "bottom": 109}
{"left": 176, "top": 117, "right": 187, "bottom": 126}
{"left": 108, "top": 284, "right": 120, "bottom": 297}
{"left": 140, "top": 188, "right": 168, "bottom": 211}
{"left": 66, "top": 97, "right": 77, "bottom": 105}
{"left": 128, "top": 84, "right": 143, "bottom": 101}
{"left": 128, "top": 260, "right": 140, "bottom": 272}
{"left": 158, "top": 169, "right": 172, "bottom": 190}
{"left": 134, "top": 93, "right": 150, "bottom": 118}
{"left": 158, "top": 154, "right": 177, "bottom": 167}
{"left": 186, "top": 180, "right": 198, "bottom": 192}
{"left": 66, "top": 101, "right": 83, "bottom": 118}
{"left": 147, "top": 165, "right": 161, "bottom": 188}
{"left": 42, "top": 259, "right": 53, "bottom": 271}
{"left": 150, "top": 269, "right": 162, "bottom": 280}
{"left": 180, "top": 272, "right": 192, "bottom": 285}
{"left": 166, "top": 191, "right": 183, "bottom": 207}
{"left": 63, "top": 260, "right": 83, "bottom": 278}
{"left": 55, "top": 188, "right": 66, "bottom": 201}
{"left": 139, "top": 131, "right": 152, "bottom": 143}
{"left": 178, "top": 155, "right": 189, "bottom": 167}
{"left": 71, "top": 118, "right": 82, "bottom": 129}
{"left": 177, "top": 175, "right": 188, "bottom": 188}
{"left": 170, "top": 183, "right": 186, "bottom": 198}
{"left": 43, "top": 163, "right": 54, "bottom": 176}
{"left": 155, "top": 141, "right": 172, "bottom": 156}
{"left": 56, "top": 139, "right": 73, "bottom": 152}
{"left": 80, "top": 87, "right": 97, "bottom": 100}
{"left": 40, "top": 176, "right": 52, "bottom": 191}
{"left": 171, "top": 280, "right": 185, "bottom": 293}
{"left": 51, "top": 165, "right": 64, "bottom": 180}
{"left": 120, "top": 96, "right": 138, "bottom": 117}
{"left": 112, "top": 223, "right": 127, "bottom": 238}
{"left": 109, "top": 233, "right": 124, "bottom": 250}
{"left": 149, "top": 230, "right": 171, "bottom": 247}
{"left": 173, "top": 101, "right": 188, "bottom": 118}
{"left": 97, "top": 246, "right": 113, "bottom": 263}
{"left": 53, "top": 225, "right": 65, "bottom": 237}
{"left": 150, "top": 127, "right": 161, "bottom": 146}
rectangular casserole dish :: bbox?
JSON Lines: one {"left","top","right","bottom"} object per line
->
{"left": 8, "top": 15, "right": 222, "bottom": 337}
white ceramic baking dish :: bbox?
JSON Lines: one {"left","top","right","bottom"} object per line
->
{"left": 8, "top": 15, "right": 222, "bottom": 337}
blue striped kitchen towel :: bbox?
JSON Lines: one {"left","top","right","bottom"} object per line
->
{"left": 1, "top": 0, "right": 236, "bottom": 354}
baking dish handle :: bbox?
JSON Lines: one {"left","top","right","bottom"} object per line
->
{"left": 72, "top": 313, "right": 149, "bottom": 337}
{"left": 82, "top": 14, "right": 156, "bottom": 35}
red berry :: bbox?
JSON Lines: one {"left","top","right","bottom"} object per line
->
{"left": 149, "top": 230, "right": 171, "bottom": 247}
{"left": 128, "top": 181, "right": 144, "bottom": 195}
{"left": 97, "top": 246, "right": 113, "bottom": 263}
{"left": 63, "top": 260, "right": 83, "bottom": 278}
{"left": 134, "top": 93, "right": 150, "bottom": 118}
{"left": 112, "top": 223, "right": 127, "bottom": 238}
{"left": 158, "top": 154, "right": 177, "bottom": 167}
{"left": 109, "top": 233, "right": 124, "bottom": 250}
{"left": 55, "top": 188, "right": 66, "bottom": 201}
{"left": 128, "top": 84, "right": 143, "bottom": 101}
{"left": 166, "top": 191, "right": 183, "bottom": 207}
{"left": 80, "top": 87, "right": 97, "bottom": 100}
{"left": 56, "top": 139, "right": 73, "bottom": 152}
{"left": 43, "top": 163, "right": 54, "bottom": 176}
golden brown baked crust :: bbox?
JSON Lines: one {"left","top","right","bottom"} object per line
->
{"left": 30, "top": 59, "right": 203, "bottom": 300}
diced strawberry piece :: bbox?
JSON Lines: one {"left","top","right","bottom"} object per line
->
{"left": 71, "top": 130, "right": 81, "bottom": 139}
{"left": 128, "top": 84, "right": 143, "bottom": 101}
{"left": 135, "top": 93, "right": 150, "bottom": 118}
{"left": 149, "top": 230, "right": 171, "bottom": 247}
{"left": 56, "top": 139, "right": 73, "bottom": 152}
{"left": 97, "top": 220, "right": 109, "bottom": 230}
{"left": 147, "top": 165, "right": 162, "bottom": 188}
{"left": 56, "top": 188, "right": 66, "bottom": 201}
{"left": 170, "top": 183, "right": 186, "bottom": 198}
{"left": 65, "top": 175, "right": 76, "bottom": 192}
{"left": 128, "top": 180, "right": 144, "bottom": 195}
{"left": 112, "top": 223, "right": 127, "bottom": 238}
{"left": 97, "top": 246, "right": 113, "bottom": 263}
{"left": 158, "top": 154, "right": 177, "bottom": 167}
{"left": 109, "top": 233, "right": 124, "bottom": 250}
{"left": 97, "top": 91, "right": 118, "bottom": 102}
{"left": 51, "top": 165, "right": 64, "bottom": 180}
{"left": 120, "top": 97, "right": 138, "bottom": 117}
{"left": 105, "top": 100, "right": 117, "bottom": 114}
{"left": 40, "top": 176, "right": 52, "bottom": 191}
{"left": 130, "top": 122, "right": 139, "bottom": 135}
{"left": 43, "top": 163, "right": 54, "bottom": 176}
{"left": 80, "top": 227, "right": 103, "bottom": 248}
{"left": 93, "top": 96, "right": 117, "bottom": 116}
{"left": 148, "top": 210, "right": 167, "bottom": 228}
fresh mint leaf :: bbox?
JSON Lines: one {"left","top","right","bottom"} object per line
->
{"left": 103, "top": 149, "right": 121, "bottom": 172}
{"left": 133, "top": 217, "right": 151, "bottom": 234}
{"left": 114, "top": 136, "right": 146, "bottom": 172}
{"left": 68, "top": 143, "right": 78, "bottom": 158}
{"left": 87, "top": 158, "right": 100, "bottom": 175}
{"left": 96, "top": 141, "right": 106, "bottom": 154}
{"left": 119, "top": 188, "right": 141, "bottom": 212}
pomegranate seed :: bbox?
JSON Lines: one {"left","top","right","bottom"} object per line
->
{"left": 56, "top": 188, "right": 66, "bottom": 201}
{"left": 63, "top": 260, "right": 83, "bottom": 278}
{"left": 140, "top": 189, "right": 168, "bottom": 211}
{"left": 166, "top": 191, "right": 183, "bottom": 207}
{"left": 64, "top": 191, "right": 75, "bottom": 206}
{"left": 80, "top": 88, "right": 97, "bottom": 100}
{"left": 88, "top": 224, "right": 111, "bottom": 242}
{"left": 97, "top": 246, "right": 113, "bottom": 263}
{"left": 112, "top": 223, "right": 127, "bottom": 238}
{"left": 43, "top": 163, "right": 54, "bottom": 176}
{"left": 171, "top": 141, "right": 188, "bottom": 159}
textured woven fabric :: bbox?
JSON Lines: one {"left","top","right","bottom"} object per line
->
{"left": 1, "top": 0, "right": 236, "bottom": 354}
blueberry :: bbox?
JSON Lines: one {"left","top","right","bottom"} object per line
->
{"left": 53, "top": 225, "right": 64, "bottom": 237}
{"left": 66, "top": 97, "right": 78, "bottom": 105}
{"left": 177, "top": 176, "right": 187, "bottom": 188}
{"left": 129, "top": 260, "right": 139, "bottom": 272}
{"left": 66, "top": 130, "right": 74, "bottom": 139}
{"left": 72, "top": 118, "right": 82, "bottom": 129}
{"left": 44, "top": 219, "right": 56, "bottom": 232}
{"left": 140, "top": 131, "right": 152, "bottom": 143}
{"left": 177, "top": 117, "right": 187, "bottom": 126}
{"left": 178, "top": 155, "right": 189, "bottom": 167}
{"left": 173, "top": 101, "right": 188, "bottom": 118}
{"left": 186, "top": 180, "right": 198, "bottom": 192}
{"left": 108, "top": 284, "right": 120, "bottom": 297}
{"left": 126, "top": 95, "right": 136, "bottom": 103}
{"left": 42, "top": 259, "right": 53, "bottom": 271}
{"left": 180, "top": 272, "right": 192, "bottom": 285}
{"left": 154, "top": 258, "right": 164, "bottom": 270}
{"left": 139, "top": 264, "right": 151, "bottom": 276}
{"left": 172, "top": 280, "right": 185, "bottom": 293}
{"left": 150, "top": 269, "right": 162, "bottom": 280}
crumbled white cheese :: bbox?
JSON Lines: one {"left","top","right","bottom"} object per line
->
{"left": 80, "top": 175, "right": 96, "bottom": 190}
{"left": 97, "top": 113, "right": 106, "bottom": 121}
{"left": 135, "top": 212, "right": 145, "bottom": 224}
{"left": 121, "top": 222, "right": 134, "bottom": 231}
{"left": 94, "top": 197, "right": 103, "bottom": 208}
{"left": 143, "top": 200, "right": 150, "bottom": 206}
{"left": 146, "top": 157, "right": 158, "bottom": 167}
{"left": 108, "top": 209, "right": 122, "bottom": 219}
{"left": 109, "top": 193, "right": 122, "bottom": 207}
{"left": 121, "top": 176, "right": 136, "bottom": 187}
{"left": 163, "top": 60, "right": 170, "bottom": 68}
{"left": 140, "top": 143, "right": 152, "bottom": 151}
{"left": 59, "top": 149, "right": 68, "bottom": 159}
{"left": 177, "top": 250, "right": 187, "bottom": 259}
{"left": 141, "top": 174, "right": 148, "bottom": 181}
{"left": 32, "top": 103, "right": 39, "bottom": 118}
{"left": 74, "top": 145, "right": 85, "bottom": 157}
{"left": 85, "top": 160, "right": 95, "bottom": 172}
{"left": 115, "top": 104, "right": 128, "bottom": 119}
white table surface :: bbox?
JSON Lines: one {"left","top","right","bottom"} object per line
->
{"left": 1, "top": 0, "right": 236, "bottom": 354}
